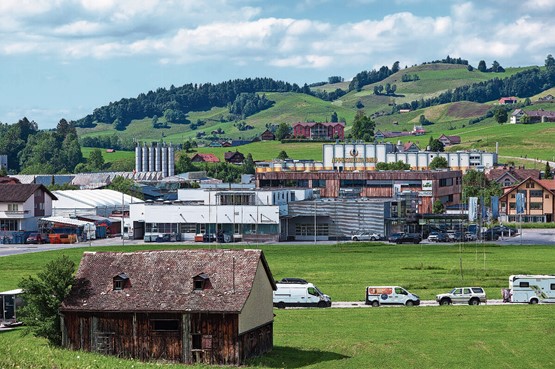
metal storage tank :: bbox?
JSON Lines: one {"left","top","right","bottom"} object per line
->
{"left": 168, "top": 144, "right": 175, "bottom": 176}
{"left": 135, "top": 144, "right": 142, "bottom": 172}
{"left": 161, "top": 144, "right": 168, "bottom": 177}
{"left": 155, "top": 144, "right": 161, "bottom": 172}
{"left": 142, "top": 145, "right": 149, "bottom": 172}
{"left": 149, "top": 144, "right": 155, "bottom": 172}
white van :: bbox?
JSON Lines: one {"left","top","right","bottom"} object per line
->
{"left": 365, "top": 286, "right": 420, "bottom": 307}
{"left": 273, "top": 282, "right": 332, "bottom": 308}
{"left": 503, "top": 275, "right": 555, "bottom": 304}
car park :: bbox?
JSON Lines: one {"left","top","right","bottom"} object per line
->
{"left": 351, "top": 232, "right": 383, "bottom": 241}
{"left": 395, "top": 233, "right": 421, "bottom": 244}
{"left": 436, "top": 287, "right": 487, "bottom": 305}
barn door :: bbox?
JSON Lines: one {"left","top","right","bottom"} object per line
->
{"left": 95, "top": 332, "right": 114, "bottom": 354}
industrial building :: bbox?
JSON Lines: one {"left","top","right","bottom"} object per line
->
{"left": 134, "top": 142, "right": 175, "bottom": 177}
{"left": 322, "top": 143, "right": 497, "bottom": 171}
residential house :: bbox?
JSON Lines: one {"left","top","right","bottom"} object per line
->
{"left": 510, "top": 109, "right": 555, "bottom": 124}
{"left": 538, "top": 94, "right": 554, "bottom": 102}
{"left": 191, "top": 153, "right": 220, "bottom": 163}
{"left": 208, "top": 141, "right": 223, "bottom": 147}
{"left": 486, "top": 166, "right": 541, "bottom": 187}
{"left": 412, "top": 125, "right": 426, "bottom": 136}
{"left": 0, "top": 184, "right": 58, "bottom": 232}
{"left": 60, "top": 249, "right": 276, "bottom": 365}
{"left": 292, "top": 122, "right": 345, "bottom": 140}
{"left": 400, "top": 142, "right": 420, "bottom": 152}
{"left": 499, "top": 97, "right": 518, "bottom": 105}
{"left": 224, "top": 151, "right": 245, "bottom": 164}
{"left": 438, "top": 134, "right": 461, "bottom": 146}
{"left": 499, "top": 177, "right": 555, "bottom": 223}
{"left": 260, "top": 130, "right": 275, "bottom": 141}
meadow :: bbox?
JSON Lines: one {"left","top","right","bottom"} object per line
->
{"left": 1, "top": 242, "right": 554, "bottom": 368}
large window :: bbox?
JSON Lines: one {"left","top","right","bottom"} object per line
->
{"left": 530, "top": 202, "right": 543, "bottom": 210}
{"left": 217, "top": 193, "right": 255, "bottom": 205}
{"left": 295, "top": 223, "right": 329, "bottom": 236}
{"left": 180, "top": 223, "right": 197, "bottom": 233}
{"left": 146, "top": 223, "right": 178, "bottom": 233}
{"left": 7, "top": 204, "right": 18, "bottom": 212}
{"left": 530, "top": 190, "right": 543, "bottom": 198}
{"left": 0, "top": 220, "right": 18, "bottom": 231}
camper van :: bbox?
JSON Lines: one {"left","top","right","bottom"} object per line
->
{"left": 503, "top": 275, "right": 555, "bottom": 304}
{"left": 273, "top": 281, "right": 332, "bottom": 308}
{"left": 365, "top": 286, "right": 420, "bottom": 307}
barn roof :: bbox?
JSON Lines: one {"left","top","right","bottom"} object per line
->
{"left": 61, "top": 249, "right": 276, "bottom": 313}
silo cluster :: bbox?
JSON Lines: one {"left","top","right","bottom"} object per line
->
{"left": 135, "top": 142, "right": 175, "bottom": 177}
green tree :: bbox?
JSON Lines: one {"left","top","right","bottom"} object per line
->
{"left": 152, "top": 115, "right": 159, "bottom": 128}
{"left": 243, "top": 153, "right": 255, "bottom": 175}
{"left": 176, "top": 154, "right": 196, "bottom": 173}
{"left": 330, "top": 111, "right": 338, "bottom": 123}
{"left": 107, "top": 176, "right": 142, "bottom": 199}
{"left": 429, "top": 139, "right": 444, "bottom": 152}
{"left": 429, "top": 156, "right": 449, "bottom": 169}
{"left": 351, "top": 111, "right": 375, "bottom": 141}
{"left": 18, "top": 256, "right": 76, "bottom": 346}
{"left": 112, "top": 118, "right": 125, "bottom": 131}
{"left": 88, "top": 148, "right": 105, "bottom": 171}
{"left": 275, "top": 123, "right": 290, "bottom": 140}
{"left": 545, "top": 161, "right": 553, "bottom": 179}
{"left": 494, "top": 107, "right": 508, "bottom": 124}
{"left": 277, "top": 150, "right": 289, "bottom": 160}
{"left": 477, "top": 60, "right": 487, "bottom": 72}
{"left": 432, "top": 200, "right": 445, "bottom": 214}
{"left": 462, "top": 169, "right": 502, "bottom": 204}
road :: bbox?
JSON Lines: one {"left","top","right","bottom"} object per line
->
{"left": 330, "top": 299, "right": 507, "bottom": 308}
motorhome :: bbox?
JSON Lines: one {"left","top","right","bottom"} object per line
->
{"left": 273, "top": 281, "right": 331, "bottom": 308}
{"left": 503, "top": 275, "right": 555, "bottom": 304}
{"left": 365, "top": 286, "right": 420, "bottom": 307}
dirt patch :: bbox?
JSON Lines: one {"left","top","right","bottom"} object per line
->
{"left": 447, "top": 102, "right": 490, "bottom": 118}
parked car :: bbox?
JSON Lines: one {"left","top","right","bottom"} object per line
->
{"left": 351, "top": 232, "right": 383, "bottom": 241}
{"left": 436, "top": 287, "right": 487, "bottom": 305}
{"left": 388, "top": 232, "right": 405, "bottom": 243}
{"left": 26, "top": 233, "right": 48, "bottom": 244}
{"left": 464, "top": 232, "right": 478, "bottom": 242}
{"left": 490, "top": 225, "right": 518, "bottom": 237}
{"left": 395, "top": 233, "right": 421, "bottom": 244}
{"left": 479, "top": 231, "right": 500, "bottom": 241}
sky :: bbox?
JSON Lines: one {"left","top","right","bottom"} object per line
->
{"left": 1, "top": 0, "right": 554, "bottom": 129}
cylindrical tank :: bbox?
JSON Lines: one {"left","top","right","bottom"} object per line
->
{"left": 295, "top": 163, "right": 305, "bottom": 171}
{"left": 274, "top": 163, "right": 282, "bottom": 172}
{"left": 304, "top": 162, "right": 314, "bottom": 172}
{"left": 142, "top": 145, "right": 149, "bottom": 172}
{"left": 155, "top": 145, "right": 161, "bottom": 172}
{"left": 161, "top": 144, "right": 168, "bottom": 177}
{"left": 168, "top": 144, "right": 175, "bottom": 176}
{"left": 135, "top": 144, "right": 142, "bottom": 172}
{"left": 149, "top": 144, "right": 155, "bottom": 173}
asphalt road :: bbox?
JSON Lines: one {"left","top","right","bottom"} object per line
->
{"left": 330, "top": 299, "right": 507, "bottom": 308}
{"left": 1, "top": 228, "right": 553, "bottom": 258}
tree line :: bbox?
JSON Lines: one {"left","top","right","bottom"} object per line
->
{"left": 396, "top": 55, "right": 555, "bottom": 112}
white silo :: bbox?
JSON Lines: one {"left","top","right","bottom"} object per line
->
{"left": 142, "top": 144, "right": 149, "bottom": 172}
{"left": 149, "top": 144, "right": 155, "bottom": 172}
{"left": 155, "top": 144, "right": 162, "bottom": 172}
{"left": 161, "top": 143, "right": 168, "bottom": 177}
{"left": 135, "top": 144, "right": 142, "bottom": 172}
{"left": 168, "top": 143, "right": 175, "bottom": 176}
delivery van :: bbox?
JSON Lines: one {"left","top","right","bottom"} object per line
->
{"left": 273, "top": 281, "right": 332, "bottom": 308}
{"left": 365, "top": 286, "right": 420, "bottom": 307}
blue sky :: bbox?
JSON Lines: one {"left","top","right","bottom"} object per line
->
{"left": 1, "top": 0, "right": 554, "bottom": 129}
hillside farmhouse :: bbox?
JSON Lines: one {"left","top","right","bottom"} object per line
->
{"left": 191, "top": 153, "right": 220, "bottom": 163}
{"left": 510, "top": 109, "right": 555, "bottom": 124}
{"left": 438, "top": 134, "right": 461, "bottom": 146}
{"left": 60, "top": 249, "right": 276, "bottom": 366}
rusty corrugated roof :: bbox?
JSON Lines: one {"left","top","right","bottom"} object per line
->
{"left": 61, "top": 249, "right": 275, "bottom": 313}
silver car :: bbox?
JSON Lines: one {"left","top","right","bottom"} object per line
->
{"left": 436, "top": 287, "right": 487, "bottom": 305}
{"left": 351, "top": 232, "right": 383, "bottom": 241}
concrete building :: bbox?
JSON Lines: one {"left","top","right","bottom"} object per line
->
{"left": 321, "top": 143, "right": 497, "bottom": 171}
{"left": 129, "top": 188, "right": 313, "bottom": 243}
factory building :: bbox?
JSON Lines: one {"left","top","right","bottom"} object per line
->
{"left": 134, "top": 142, "right": 175, "bottom": 177}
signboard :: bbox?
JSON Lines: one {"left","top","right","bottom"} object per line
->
{"left": 419, "top": 191, "right": 432, "bottom": 197}
{"left": 421, "top": 180, "right": 433, "bottom": 189}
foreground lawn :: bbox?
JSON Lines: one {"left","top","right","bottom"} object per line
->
{"left": 1, "top": 306, "right": 553, "bottom": 368}
{"left": 2, "top": 242, "right": 554, "bottom": 301}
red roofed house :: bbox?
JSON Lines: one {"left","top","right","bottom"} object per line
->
{"left": 190, "top": 153, "right": 220, "bottom": 163}
{"left": 438, "top": 134, "right": 461, "bottom": 146}
{"left": 499, "top": 177, "right": 555, "bottom": 223}
{"left": 292, "top": 122, "right": 345, "bottom": 140}
{"left": 499, "top": 97, "right": 518, "bottom": 105}
{"left": 485, "top": 166, "right": 541, "bottom": 187}
{"left": 60, "top": 249, "right": 276, "bottom": 365}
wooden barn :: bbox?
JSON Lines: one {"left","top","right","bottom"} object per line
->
{"left": 60, "top": 249, "right": 276, "bottom": 365}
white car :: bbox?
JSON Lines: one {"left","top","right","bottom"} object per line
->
{"left": 351, "top": 232, "right": 383, "bottom": 241}
{"left": 436, "top": 287, "right": 487, "bottom": 305}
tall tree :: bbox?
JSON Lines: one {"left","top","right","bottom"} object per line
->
{"left": 277, "top": 150, "right": 289, "bottom": 160}
{"left": 477, "top": 60, "right": 487, "bottom": 72}
{"left": 330, "top": 111, "right": 338, "bottom": 123}
{"left": 429, "top": 139, "right": 444, "bottom": 152}
{"left": 432, "top": 199, "right": 445, "bottom": 214}
{"left": 18, "top": 256, "right": 76, "bottom": 346}
{"left": 275, "top": 122, "right": 290, "bottom": 140}
{"left": 88, "top": 148, "right": 105, "bottom": 171}
{"left": 545, "top": 161, "right": 553, "bottom": 179}
{"left": 494, "top": 107, "right": 508, "bottom": 124}
{"left": 429, "top": 156, "right": 449, "bottom": 169}
{"left": 243, "top": 153, "right": 255, "bottom": 175}
{"left": 351, "top": 111, "right": 375, "bottom": 141}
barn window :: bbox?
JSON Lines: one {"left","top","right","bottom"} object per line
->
{"left": 193, "top": 273, "right": 211, "bottom": 291}
{"left": 192, "top": 334, "right": 202, "bottom": 349}
{"left": 113, "top": 273, "right": 129, "bottom": 290}
{"left": 152, "top": 320, "right": 179, "bottom": 331}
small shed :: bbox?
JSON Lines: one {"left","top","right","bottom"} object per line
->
{"left": 0, "top": 289, "right": 24, "bottom": 324}
{"left": 60, "top": 249, "right": 276, "bottom": 365}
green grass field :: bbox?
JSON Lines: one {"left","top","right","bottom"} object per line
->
{"left": 1, "top": 242, "right": 554, "bottom": 368}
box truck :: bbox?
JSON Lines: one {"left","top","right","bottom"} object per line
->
{"left": 502, "top": 275, "right": 555, "bottom": 304}
{"left": 273, "top": 281, "right": 331, "bottom": 308}
{"left": 365, "top": 286, "right": 420, "bottom": 307}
